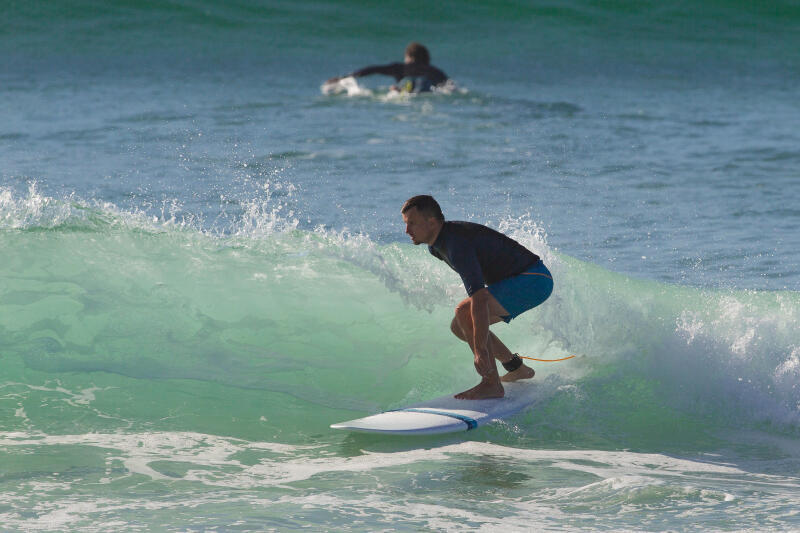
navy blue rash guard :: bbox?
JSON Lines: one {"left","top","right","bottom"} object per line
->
{"left": 428, "top": 221, "right": 540, "bottom": 296}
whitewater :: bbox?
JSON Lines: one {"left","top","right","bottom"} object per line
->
{"left": 2, "top": 0, "right": 800, "bottom": 531}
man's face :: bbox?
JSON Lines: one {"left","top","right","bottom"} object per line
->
{"left": 402, "top": 207, "right": 438, "bottom": 245}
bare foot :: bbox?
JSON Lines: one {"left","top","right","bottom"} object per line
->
{"left": 501, "top": 364, "right": 535, "bottom": 383}
{"left": 454, "top": 379, "right": 504, "bottom": 400}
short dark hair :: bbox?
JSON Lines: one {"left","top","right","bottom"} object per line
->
{"left": 402, "top": 195, "right": 444, "bottom": 221}
{"left": 405, "top": 42, "right": 430, "bottom": 65}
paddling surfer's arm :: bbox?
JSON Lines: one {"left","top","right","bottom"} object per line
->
{"left": 327, "top": 63, "right": 404, "bottom": 84}
{"left": 327, "top": 64, "right": 448, "bottom": 86}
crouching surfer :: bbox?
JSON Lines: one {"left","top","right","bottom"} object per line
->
{"left": 401, "top": 195, "right": 553, "bottom": 400}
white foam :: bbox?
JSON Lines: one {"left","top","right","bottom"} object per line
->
{"left": 0, "top": 183, "right": 72, "bottom": 229}
{"left": 0, "top": 431, "right": 756, "bottom": 488}
{"left": 320, "top": 76, "right": 372, "bottom": 97}
{"left": 3, "top": 432, "right": 799, "bottom": 531}
{"left": 775, "top": 347, "right": 800, "bottom": 380}
{"left": 18, "top": 497, "right": 184, "bottom": 532}
{"left": 271, "top": 492, "right": 534, "bottom": 531}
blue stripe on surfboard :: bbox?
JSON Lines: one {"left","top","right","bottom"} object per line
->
{"left": 390, "top": 408, "right": 479, "bottom": 430}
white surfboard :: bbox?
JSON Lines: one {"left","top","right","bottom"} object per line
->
{"left": 331, "top": 382, "right": 536, "bottom": 435}
{"left": 320, "top": 76, "right": 371, "bottom": 96}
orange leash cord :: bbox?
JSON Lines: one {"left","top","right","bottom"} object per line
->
{"left": 518, "top": 354, "right": 576, "bottom": 362}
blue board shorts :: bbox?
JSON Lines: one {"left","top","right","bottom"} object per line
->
{"left": 487, "top": 261, "right": 553, "bottom": 323}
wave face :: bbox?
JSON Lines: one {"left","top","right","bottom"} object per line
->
{"left": 3, "top": 187, "right": 798, "bottom": 444}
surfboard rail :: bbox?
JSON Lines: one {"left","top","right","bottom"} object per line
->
{"left": 331, "top": 382, "right": 536, "bottom": 435}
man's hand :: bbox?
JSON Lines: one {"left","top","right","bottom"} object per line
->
{"left": 473, "top": 348, "right": 496, "bottom": 377}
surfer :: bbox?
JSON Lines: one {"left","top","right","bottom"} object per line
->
{"left": 401, "top": 195, "right": 553, "bottom": 400}
{"left": 326, "top": 42, "right": 449, "bottom": 93}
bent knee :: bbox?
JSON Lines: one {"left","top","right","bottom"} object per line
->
{"left": 450, "top": 317, "right": 466, "bottom": 339}
{"left": 454, "top": 300, "right": 472, "bottom": 327}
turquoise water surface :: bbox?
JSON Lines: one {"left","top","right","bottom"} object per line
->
{"left": 2, "top": 1, "right": 799, "bottom": 531}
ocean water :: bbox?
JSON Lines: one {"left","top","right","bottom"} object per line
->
{"left": 2, "top": 1, "right": 799, "bottom": 531}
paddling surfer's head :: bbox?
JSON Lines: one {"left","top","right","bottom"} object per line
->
{"left": 404, "top": 42, "right": 431, "bottom": 65}
{"left": 401, "top": 195, "right": 444, "bottom": 246}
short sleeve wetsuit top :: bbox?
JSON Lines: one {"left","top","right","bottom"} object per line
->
{"left": 428, "top": 221, "right": 540, "bottom": 296}
{"left": 351, "top": 62, "right": 448, "bottom": 93}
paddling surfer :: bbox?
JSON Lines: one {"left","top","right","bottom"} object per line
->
{"left": 327, "top": 42, "right": 449, "bottom": 93}
{"left": 401, "top": 195, "right": 553, "bottom": 400}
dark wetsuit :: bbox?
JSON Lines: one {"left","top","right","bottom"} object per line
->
{"left": 351, "top": 62, "right": 448, "bottom": 93}
{"left": 428, "top": 221, "right": 540, "bottom": 297}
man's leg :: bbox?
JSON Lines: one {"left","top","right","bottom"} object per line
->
{"left": 452, "top": 297, "right": 503, "bottom": 399}
{"left": 451, "top": 317, "right": 535, "bottom": 382}
{"left": 451, "top": 317, "right": 511, "bottom": 358}
{"left": 451, "top": 294, "right": 536, "bottom": 399}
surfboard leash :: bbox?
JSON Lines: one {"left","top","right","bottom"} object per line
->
{"left": 518, "top": 354, "right": 576, "bottom": 362}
